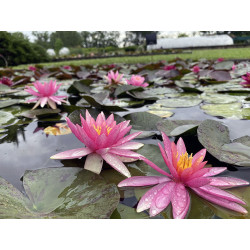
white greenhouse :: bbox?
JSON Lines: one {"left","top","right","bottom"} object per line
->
{"left": 46, "top": 49, "right": 56, "bottom": 57}
{"left": 147, "top": 35, "right": 234, "bottom": 50}
{"left": 59, "top": 47, "right": 70, "bottom": 56}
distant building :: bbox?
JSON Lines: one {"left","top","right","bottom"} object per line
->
{"left": 147, "top": 35, "right": 234, "bottom": 50}
{"left": 47, "top": 49, "right": 56, "bottom": 57}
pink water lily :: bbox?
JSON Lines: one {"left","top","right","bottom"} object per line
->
{"left": 192, "top": 65, "right": 200, "bottom": 73}
{"left": 232, "top": 64, "right": 236, "bottom": 71}
{"left": 24, "top": 80, "right": 67, "bottom": 109}
{"left": 63, "top": 65, "right": 71, "bottom": 70}
{"left": 163, "top": 65, "right": 176, "bottom": 71}
{"left": 104, "top": 70, "right": 124, "bottom": 85}
{"left": 240, "top": 73, "right": 250, "bottom": 88}
{"left": 126, "top": 75, "right": 149, "bottom": 87}
{"left": 28, "top": 66, "right": 36, "bottom": 71}
{"left": 50, "top": 110, "right": 149, "bottom": 177}
{"left": 217, "top": 58, "right": 224, "bottom": 62}
{"left": 0, "top": 77, "right": 13, "bottom": 86}
{"left": 118, "top": 132, "right": 249, "bottom": 219}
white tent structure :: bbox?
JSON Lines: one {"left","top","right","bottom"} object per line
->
{"left": 47, "top": 49, "right": 56, "bottom": 57}
{"left": 147, "top": 35, "right": 234, "bottom": 50}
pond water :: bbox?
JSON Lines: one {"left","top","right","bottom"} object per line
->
{"left": 1, "top": 59, "right": 250, "bottom": 219}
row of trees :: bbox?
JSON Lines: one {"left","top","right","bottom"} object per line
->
{"left": 32, "top": 31, "right": 157, "bottom": 50}
{"left": 0, "top": 32, "right": 49, "bottom": 67}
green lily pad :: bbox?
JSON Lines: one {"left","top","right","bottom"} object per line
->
{"left": 124, "top": 112, "right": 163, "bottom": 131}
{"left": 81, "top": 94, "right": 127, "bottom": 111}
{"left": 157, "top": 120, "right": 201, "bottom": 136}
{"left": 214, "top": 61, "right": 234, "bottom": 71}
{"left": 0, "top": 99, "right": 21, "bottom": 108}
{"left": 67, "top": 80, "right": 92, "bottom": 94}
{"left": 201, "top": 93, "right": 239, "bottom": 104}
{"left": 0, "top": 168, "right": 120, "bottom": 218}
{"left": 201, "top": 102, "right": 243, "bottom": 119}
{"left": 156, "top": 98, "right": 202, "bottom": 108}
{"left": 197, "top": 120, "right": 250, "bottom": 166}
{"left": 19, "top": 108, "right": 61, "bottom": 119}
{"left": 114, "top": 85, "right": 143, "bottom": 97}
{"left": 128, "top": 144, "right": 169, "bottom": 176}
{"left": 0, "top": 110, "right": 15, "bottom": 126}
{"left": 111, "top": 204, "right": 149, "bottom": 219}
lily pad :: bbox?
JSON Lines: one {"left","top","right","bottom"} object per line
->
{"left": 197, "top": 120, "right": 250, "bottom": 166}
{"left": 0, "top": 99, "right": 21, "bottom": 108}
{"left": 128, "top": 144, "right": 169, "bottom": 176}
{"left": 201, "top": 103, "right": 242, "bottom": 119}
{"left": 214, "top": 61, "right": 234, "bottom": 71}
{"left": 81, "top": 94, "right": 127, "bottom": 111}
{"left": 19, "top": 108, "right": 61, "bottom": 119}
{"left": 157, "top": 119, "right": 201, "bottom": 136}
{"left": 67, "top": 80, "right": 92, "bottom": 94}
{"left": 0, "top": 110, "right": 15, "bottom": 125}
{"left": 114, "top": 85, "right": 143, "bottom": 97}
{"left": 156, "top": 98, "right": 202, "bottom": 108}
{"left": 0, "top": 168, "right": 120, "bottom": 218}
{"left": 111, "top": 204, "right": 149, "bottom": 219}
{"left": 124, "top": 112, "right": 163, "bottom": 131}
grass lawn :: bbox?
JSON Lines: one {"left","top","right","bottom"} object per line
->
{"left": 15, "top": 47, "right": 250, "bottom": 69}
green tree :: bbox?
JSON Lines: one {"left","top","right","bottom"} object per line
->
{"left": 54, "top": 38, "right": 64, "bottom": 55}
{"left": 32, "top": 31, "right": 50, "bottom": 48}
{"left": 0, "top": 31, "right": 49, "bottom": 67}
{"left": 50, "top": 31, "right": 82, "bottom": 49}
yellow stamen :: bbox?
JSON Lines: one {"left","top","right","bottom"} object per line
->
{"left": 106, "top": 125, "right": 112, "bottom": 134}
{"left": 93, "top": 124, "right": 112, "bottom": 135}
{"left": 93, "top": 125, "right": 102, "bottom": 135}
{"left": 177, "top": 152, "right": 193, "bottom": 172}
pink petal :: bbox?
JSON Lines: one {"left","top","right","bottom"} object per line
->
{"left": 176, "top": 137, "right": 186, "bottom": 157}
{"left": 114, "top": 142, "right": 144, "bottom": 150}
{"left": 192, "top": 149, "right": 206, "bottom": 168}
{"left": 40, "top": 97, "right": 48, "bottom": 107}
{"left": 25, "top": 87, "right": 41, "bottom": 97}
{"left": 208, "top": 177, "right": 249, "bottom": 188}
{"left": 149, "top": 181, "right": 175, "bottom": 217}
{"left": 199, "top": 185, "right": 246, "bottom": 205}
{"left": 101, "top": 153, "right": 131, "bottom": 178}
{"left": 140, "top": 156, "right": 172, "bottom": 177}
{"left": 171, "top": 183, "right": 190, "bottom": 219}
{"left": 185, "top": 177, "right": 211, "bottom": 187}
{"left": 108, "top": 148, "right": 143, "bottom": 160}
{"left": 158, "top": 143, "right": 178, "bottom": 179}
{"left": 95, "top": 133, "right": 108, "bottom": 148}
{"left": 192, "top": 187, "right": 248, "bottom": 214}
{"left": 84, "top": 153, "right": 103, "bottom": 174}
{"left": 113, "top": 131, "right": 142, "bottom": 147}
{"left": 203, "top": 167, "right": 227, "bottom": 177}
{"left": 137, "top": 183, "right": 167, "bottom": 212}
{"left": 50, "top": 147, "right": 92, "bottom": 159}
{"left": 118, "top": 176, "right": 170, "bottom": 187}
{"left": 47, "top": 99, "right": 57, "bottom": 109}
{"left": 161, "top": 132, "right": 173, "bottom": 161}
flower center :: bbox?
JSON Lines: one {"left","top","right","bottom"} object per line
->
{"left": 177, "top": 152, "right": 193, "bottom": 172}
{"left": 93, "top": 124, "right": 112, "bottom": 135}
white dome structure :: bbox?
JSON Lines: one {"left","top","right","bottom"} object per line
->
{"left": 59, "top": 47, "right": 70, "bottom": 56}
{"left": 46, "top": 49, "right": 56, "bottom": 56}
{"left": 147, "top": 35, "right": 234, "bottom": 50}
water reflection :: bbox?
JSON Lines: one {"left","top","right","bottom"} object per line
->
{"left": 0, "top": 122, "right": 84, "bottom": 192}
